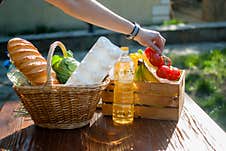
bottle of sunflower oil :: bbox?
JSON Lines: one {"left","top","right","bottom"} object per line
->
{"left": 113, "top": 47, "right": 134, "bottom": 124}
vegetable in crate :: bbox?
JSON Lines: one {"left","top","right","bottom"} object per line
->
{"left": 144, "top": 47, "right": 181, "bottom": 81}
{"left": 52, "top": 50, "right": 80, "bottom": 84}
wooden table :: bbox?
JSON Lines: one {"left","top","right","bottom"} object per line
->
{"left": 0, "top": 94, "right": 226, "bottom": 151}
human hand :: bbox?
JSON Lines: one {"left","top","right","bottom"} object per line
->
{"left": 134, "top": 28, "right": 166, "bottom": 54}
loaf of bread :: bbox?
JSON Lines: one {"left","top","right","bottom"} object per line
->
{"left": 7, "top": 38, "right": 59, "bottom": 85}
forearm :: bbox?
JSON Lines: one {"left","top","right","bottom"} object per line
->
{"left": 45, "top": 0, "right": 134, "bottom": 35}
{"left": 45, "top": 0, "right": 166, "bottom": 52}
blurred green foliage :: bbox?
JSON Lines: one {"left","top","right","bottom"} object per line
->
{"left": 168, "top": 48, "right": 226, "bottom": 131}
{"left": 162, "top": 19, "right": 185, "bottom": 26}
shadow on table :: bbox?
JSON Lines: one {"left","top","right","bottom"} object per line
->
{"left": 0, "top": 116, "right": 178, "bottom": 151}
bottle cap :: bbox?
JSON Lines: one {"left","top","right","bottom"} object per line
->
{"left": 120, "top": 47, "right": 129, "bottom": 51}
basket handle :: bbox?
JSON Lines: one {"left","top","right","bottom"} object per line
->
{"left": 46, "top": 41, "right": 67, "bottom": 86}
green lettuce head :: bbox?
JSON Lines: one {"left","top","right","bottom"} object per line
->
{"left": 52, "top": 50, "right": 79, "bottom": 84}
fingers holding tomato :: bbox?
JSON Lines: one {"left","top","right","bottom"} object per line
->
{"left": 144, "top": 47, "right": 181, "bottom": 81}
{"left": 144, "top": 47, "right": 165, "bottom": 67}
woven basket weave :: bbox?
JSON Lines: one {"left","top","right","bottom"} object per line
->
{"left": 13, "top": 41, "right": 110, "bottom": 129}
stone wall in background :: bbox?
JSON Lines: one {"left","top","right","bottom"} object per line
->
{"left": 0, "top": 0, "right": 170, "bottom": 35}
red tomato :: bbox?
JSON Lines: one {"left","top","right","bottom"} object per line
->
{"left": 156, "top": 65, "right": 171, "bottom": 79}
{"left": 144, "top": 47, "right": 155, "bottom": 60}
{"left": 150, "top": 53, "right": 164, "bottom": 67}
{"left": 144, "top": 48, "right": 151, "bottom": 60}
{"left": 168, "top": 67, "right": 181, "bottom": 81}
{"left": 144, "top": 47, "right": 164, "bottom": 67}
{"left": 144, "top": 47, "right": 155, "bottom": 54}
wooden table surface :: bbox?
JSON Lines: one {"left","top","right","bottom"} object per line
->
{"left": 0, "top": 94, "right": 226, "bottom": 151}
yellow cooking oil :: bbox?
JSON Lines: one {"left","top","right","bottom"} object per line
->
{"left": 113, "top": 47, "right": 134, "bottom": 124}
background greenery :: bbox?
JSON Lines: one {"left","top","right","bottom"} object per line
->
{"left": 168, "top": 48, "right": 226, "bottom": 131}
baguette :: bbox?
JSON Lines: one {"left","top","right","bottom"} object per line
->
{"left": 7, "top": 38, "right": 59, "bottom": 85}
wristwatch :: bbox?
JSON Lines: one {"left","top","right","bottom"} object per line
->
{"left": 126, "top": 22, "right": 141, "bottom": 40}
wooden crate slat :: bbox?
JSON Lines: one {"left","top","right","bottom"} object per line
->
{"left": 135, "top": 93, "right": 179, "bottom": 107}
{"left": 134, "top": 82, "right": 179, "bottom": 97}
{"left": 135, "top": 106, "right": 178, "bottom": 121}
{"left": 102, "top": 103, "right": 178, "bottom": 121}
{"left": 101, "top": 91, "right": 114, "bottom": 102}
{"left": 102, "top": 93, "right": 179, "bottom": 107}
{"left": 178, "top": 72, "right": 186, "bottom": 117}
{"left": 102, "top": 103, "right": 113, "bottom": 116}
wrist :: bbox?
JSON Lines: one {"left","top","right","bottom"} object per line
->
{"left": 126, "top": 22, "right": 141, "bottom": 40}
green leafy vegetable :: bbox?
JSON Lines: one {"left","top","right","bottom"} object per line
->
{"left": 168, "top": 48, "right": 226, "bottom": 131}
{"left": 52, "top": 50, "right": 79, "bottom": 84}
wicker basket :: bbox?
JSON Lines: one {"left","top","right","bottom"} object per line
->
{"left": 13, "top": 41, "right": 110, "bottom": 129}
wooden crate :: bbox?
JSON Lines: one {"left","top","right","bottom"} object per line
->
{"left": 101, "top": 70, "right": 185, "bottom": 121}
